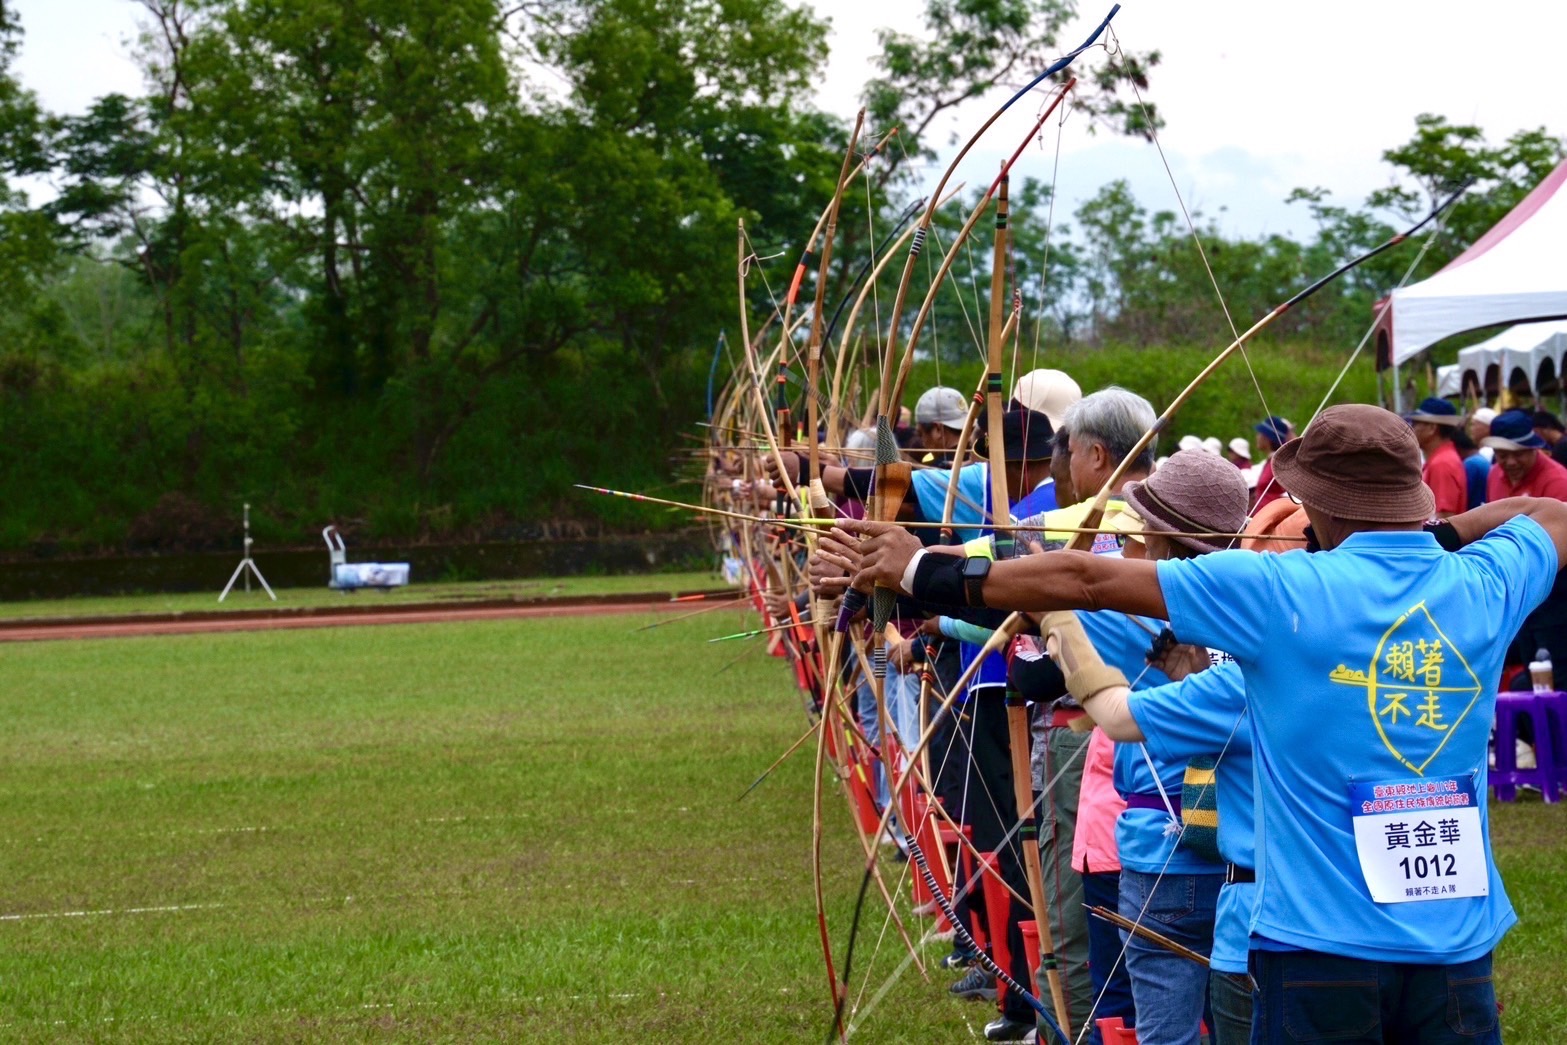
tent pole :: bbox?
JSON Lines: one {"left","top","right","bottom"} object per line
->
{"left": 1392, "top": 359, "right": 1402, "bottom": 413}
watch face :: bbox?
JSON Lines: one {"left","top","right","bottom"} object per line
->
{"left": 962, "top": 557, "right": 990, "bottom": 580}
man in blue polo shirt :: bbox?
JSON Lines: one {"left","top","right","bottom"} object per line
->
{"left": 1045, "top": 629, "right": 1254, "bottom": 1045}
{"left": 844, "top": 403, "right": 1567, "bottom": 1043}
{"left": 1068, "top": 449, "right": 1250, "bottom": 1045}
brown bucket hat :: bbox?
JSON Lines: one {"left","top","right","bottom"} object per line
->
{"left": 1270, "top": 404, "right": 1434, "bottom": 523}
{"left": 1122, "top": 449, "right": 1250, "bottom": 553}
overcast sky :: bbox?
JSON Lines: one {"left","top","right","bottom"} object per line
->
{"left": 11, "top": 1, "right": 1566, "bottom": 241}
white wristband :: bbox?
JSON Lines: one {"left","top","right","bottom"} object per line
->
{"left": 900, "top": 548, "right": 926, "bottom": 596}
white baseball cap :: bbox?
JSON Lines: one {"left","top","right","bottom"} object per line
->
{"left": 914, "top": 386, "right": 967, "bottom": 429}
{"left": 1202, "top": 437, "right": 1224, "bottom": 456}
{"left": 1228, "top": 437, "right": 1253, "bottom": 460}
{"left": 1177, "top": 434, "right": 1204, "bottom": 453}
{"left": 1471, "top": 407, "right": 1498, "bottom": 427}
{"left": 1011, "top": 369, "right": 1082, "bottom": 427}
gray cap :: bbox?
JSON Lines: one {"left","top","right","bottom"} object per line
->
{"left": 915, "top": 385, "right": 967, "bottom": 430}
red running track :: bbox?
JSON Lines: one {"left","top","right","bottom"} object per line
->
{"left": 0, "top": 591, "right": 738, "bottom": 643}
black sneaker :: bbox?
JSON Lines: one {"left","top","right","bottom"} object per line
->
{"left": 949, "top": 966, "right": 997, "bottom": 1001}
{"left": 984, "top": 1015, "right": 1035, "bottom": 1042}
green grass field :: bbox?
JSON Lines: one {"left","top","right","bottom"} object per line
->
{"left": 0, "top": 571, "right": 724, "bottom": 622}
{"left": 0, "top": 608, "right": 1562, "bottom": 1041}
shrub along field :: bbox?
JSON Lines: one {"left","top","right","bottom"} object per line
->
{"left": 0, "top": 609, "right": 1560, "bottom": 1041}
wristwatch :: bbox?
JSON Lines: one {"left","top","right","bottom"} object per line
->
{"left": 961, "top": 555, "right": 992, "bottom": 608}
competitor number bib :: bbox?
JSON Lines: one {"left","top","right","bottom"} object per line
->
{"left": 1349, "top": 776, "right": 1487, "bottom": 904}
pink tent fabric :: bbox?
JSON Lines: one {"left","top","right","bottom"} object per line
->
{"left": 1387, "top": 157, "right": 1567, "bottom": 366}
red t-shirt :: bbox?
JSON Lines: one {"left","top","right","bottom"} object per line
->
{"left": 1252, "top": 457, "right": 1284, "bottom": 510}
{"left": 1487, "top": 450, "right": 1567, "bottom": 502}
{"left": 1422, "top": 441, "right": 1468, "bottom": 516}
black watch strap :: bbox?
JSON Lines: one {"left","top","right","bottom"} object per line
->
{"left": 962, "top": 556, "right": 991, "bottom": 609}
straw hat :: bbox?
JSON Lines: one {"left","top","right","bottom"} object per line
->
{"left": 1104, "top": 503, "right": 1147, "bottom": 546}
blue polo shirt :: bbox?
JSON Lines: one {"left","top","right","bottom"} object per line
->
{"left": 1077, "top": 611, "right": 1221, "bottom": 875}
{"left": 911, "top": 462, "right": 990, "bottom": 542}
{"left": 1156, "top": 519, "right": 1558, "bottom": 963}
{"left": 1129, "top": 661, "right": 1253, "bottom": 973}
{"left": 1463, "top": 453, "right": 1489, "bottom": 509}
{"left": 1011, "top": 478, "right": 1058, "bottom": 520}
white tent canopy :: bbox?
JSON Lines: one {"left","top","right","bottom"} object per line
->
{"left": 1449, "top": 319, "right": 1567, "bottom": 402}
{"left": 1434, "top": 363, "right": 1460, "bottom": 399}
{"left": 1387, "top": 158, "right": 1567, "bottom": 367}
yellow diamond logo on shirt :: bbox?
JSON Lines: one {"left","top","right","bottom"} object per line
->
{"left": 1328, "top": 601, "right": 1482, "bottom": 775}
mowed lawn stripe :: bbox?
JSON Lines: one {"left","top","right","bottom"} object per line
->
{"left": 0, "top": 612, "right": 971, "bottom": 1041}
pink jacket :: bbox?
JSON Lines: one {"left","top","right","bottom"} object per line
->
{"left": 1073, "top": 727, "right": 1125, "bottom": 874}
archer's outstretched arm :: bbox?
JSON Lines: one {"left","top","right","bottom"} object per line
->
{"left": 1448, "top": 496, "right": 1567, "bottom": 567}
{"left": 982, "top": 550, "right": 1167, "bottom": 620}
{"left": 835, "top": 519, "right": 1168, "bottom": 620}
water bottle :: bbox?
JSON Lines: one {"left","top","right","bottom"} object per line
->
{"left": 1529, "top": 648, "right": 1554, "bottom": 694}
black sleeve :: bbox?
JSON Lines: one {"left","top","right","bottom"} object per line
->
{"left": 1009, "top": 648, "right": 1067, "bottom": 702}
{"left": 842, "top": 467, "right": 874, "bottom": 502}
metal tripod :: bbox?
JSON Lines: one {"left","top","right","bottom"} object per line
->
{"left": 219, "top": 502, "right": 277, "bottom": 602}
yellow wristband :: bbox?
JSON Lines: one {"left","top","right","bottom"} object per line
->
{"left": 962, "top": 536, "right": 996, "bottom": 560}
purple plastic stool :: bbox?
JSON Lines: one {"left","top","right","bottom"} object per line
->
{"left": 1492, "top": 691, "right": 1565, "bottom": 803}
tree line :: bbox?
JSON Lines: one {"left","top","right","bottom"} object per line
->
{"left": 0, "top": 0, "right": 1557, "bottom": 552}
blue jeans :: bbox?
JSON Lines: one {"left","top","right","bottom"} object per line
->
{"left": 1081, "top": 870, "right": 1135, "bottom": 1045}
{"left": 854, "top": 675, "right": 893, "bottom": 832}
{"left": 1117, "top": 869, "right": 1220, "bottom": 1045}
{"left": 889, "top": 670, "right": 920, "bottom": 756}
{"left": 1209, "top": 970, "right": 1254, "bottom": 1045}
{"left": 1249, "top": 949, "right": 1500, "bottom": 1043}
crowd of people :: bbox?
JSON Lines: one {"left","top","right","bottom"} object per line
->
{"left": 1170, "top": 420, "right": 1291, "bottom": 503}
{"left": 736, "top": 370, "right": 1565, "bottom": 1044}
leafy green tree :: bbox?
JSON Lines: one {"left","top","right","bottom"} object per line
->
{"left": 0, "top": 2, "right": 68, "bottom": 385}
{"left": 863, "top": 0, "right": 1161, "bottom": 185}
{"left": 1367, "top": 114, "right": 1564, "bottom": 273}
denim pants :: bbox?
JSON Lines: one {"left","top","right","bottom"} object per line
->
{"left": 1249, "top": 949, "right": 1500, "bottom": 1043}
{"left": 1208, "top": 970, "right": 1254, "bottom": 1045}
{"left": 1081, "top": 870, "right": 1135, "bottom": 1045}
{"left": 854, "top": 675, "right": 895, "bottom": 837}
{"left": 889, "top": 670, "right": 921, "bottom": 757}
{"left": 1117, "top": 869, "right": 1220, "bottom": 1045}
